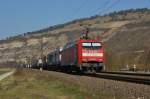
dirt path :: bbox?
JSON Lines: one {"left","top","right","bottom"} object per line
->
{"left": 0, "top": 70, "right": 15, "bottom": 81}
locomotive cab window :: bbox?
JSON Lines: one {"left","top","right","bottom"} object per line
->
{"left": 92, "top": 43, "right": 102, "bottom": 49}
{"left": 82, "top": 43, "right": 91, "bottom": 49}
{"left": 82, "top": 42, "right": 101, "bottom": 50}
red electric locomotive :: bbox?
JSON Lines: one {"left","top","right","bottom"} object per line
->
{"left": 46, "top": 28, "right": 105, "bottom": 73}
{"left": 61, "top": 39, "right": 105, "bottom": 72}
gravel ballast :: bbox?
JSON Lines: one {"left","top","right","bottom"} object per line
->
{"left": 42, "top": 70, "right": 150, "bottom": 99}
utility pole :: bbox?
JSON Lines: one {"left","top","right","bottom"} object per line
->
{"left": 145, "top": 49, "right": 150, "bottom": 71}
{"left": 23, "top": 40, "right": 27, "bottom": 68}
{"left": 13, "top": 50, "right": 18, "bottom": 68}
{"left": 39, "top": 37, "right": 44, "bottom": 71}
{"left": 39, "top": 37, "right": 44, "bottom": 59}
{"left": 85, "top": 28, "right": 89, "bottom": 39}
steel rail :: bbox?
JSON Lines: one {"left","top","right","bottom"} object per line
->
{"left": 28, "top": 68, "right": 150, "bottom": 85}
{"left": 101, "top": 71, "right": 150, "bottom": 76}
{"left": 85, "top": 72, "right": 150, "bottom": 85}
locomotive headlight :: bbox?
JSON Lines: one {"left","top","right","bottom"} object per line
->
{"left": 99, "top": 53, "right": 103, "bottom": 57}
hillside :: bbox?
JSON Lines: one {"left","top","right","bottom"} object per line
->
{"left": 0, "top": 8, "right": 150, "bottom": 70}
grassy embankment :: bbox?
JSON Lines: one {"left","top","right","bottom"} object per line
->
{"left": 0, "top": 69, "right": 118, "bottom": 99}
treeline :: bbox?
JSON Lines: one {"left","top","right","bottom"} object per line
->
{"left": 107, "top": 8, "right": 149, "bottom": 16}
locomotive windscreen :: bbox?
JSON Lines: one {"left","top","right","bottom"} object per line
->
{"left": 82, "top": 42, "right": 102, "bottom": 50}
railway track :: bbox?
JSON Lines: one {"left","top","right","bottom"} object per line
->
{"left": 85, "top": 72, "right": 150, "bottom": 85}
{"left": 101, "top": 71, "right": 150, "bottom": 76}
{"left": 29, "top": 68, "right": 150, "bottom": 85}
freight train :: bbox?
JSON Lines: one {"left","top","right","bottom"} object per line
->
{"left": 29, "top": 29, "right": 105, "bottom": 73}
{"left": 46, "top": 38, "right": 105, "bottom": 73}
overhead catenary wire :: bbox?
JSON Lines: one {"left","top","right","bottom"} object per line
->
{"left": 89, "top": 0, "right": 121, "bottom": 16}
{"left": 62, "top": 0, "right": 89, "bottom": 23}
{"left": 89, "top": 0, "right": 112, "bottom": 15}
{"left": 80, "top": 0, "right": 121, "bottom": 37}
{"left": 62, "top": 0, "right": 121, "bottom": 25}
{"left": 71, "top": 0, "right": 89, "bottom": 17}
{"left": 61, "top": 0, "right": 121, "bottom": 34}
{"left": 146, "top": 0, "right": 150, "bottom": 8}
{"left": 100, "top": 0, "right": 121, "bottom": 15}
{"left": 84, "top": 0, "right": 122, "bottom": 42}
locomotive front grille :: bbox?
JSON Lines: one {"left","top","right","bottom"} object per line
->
{"left": 81, "top": 62, "right": 103, "bottom": 67}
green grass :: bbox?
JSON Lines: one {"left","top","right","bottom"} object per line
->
{"left": 0, "top": 69, "right": 121, "bottom": 99}
{"left": 0, "top": 68, "right": 12, "bottom": 75}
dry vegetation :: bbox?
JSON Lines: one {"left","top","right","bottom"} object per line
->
{"left": 0, "top": 69, "right": 150, "bottom": 99}
{"left": 105, "top": 21, "right": 150, "bottom": 70}
{"left": 0, "top": 69, "right": 116, "bottom": 99}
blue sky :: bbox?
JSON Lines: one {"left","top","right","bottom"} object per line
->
{"left": 0, "top": 0, "right": 149, "bottom": 39}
